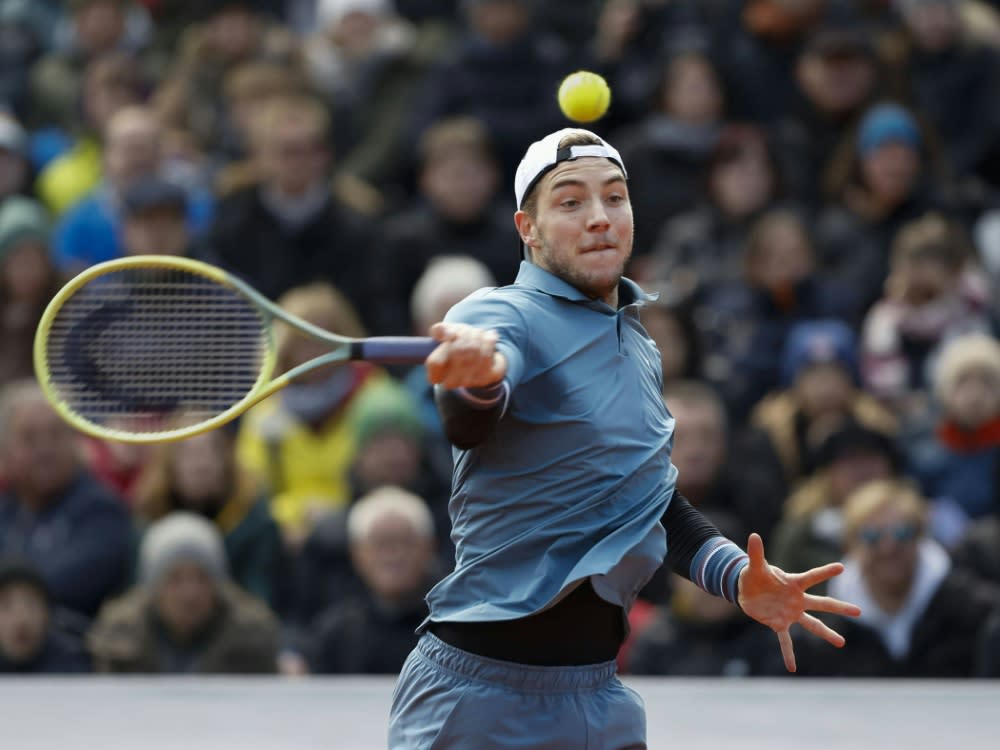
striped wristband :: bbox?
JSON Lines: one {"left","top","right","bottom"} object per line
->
{"left": 690, "top": 536, "right": 750, "bottom": 605}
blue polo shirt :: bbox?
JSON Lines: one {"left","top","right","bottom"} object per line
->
{"left": 425, "top": 261, "right": 676, "bottom": 625}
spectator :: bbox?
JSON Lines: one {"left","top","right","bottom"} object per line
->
{"left": 134, "top": 427, "right": 284, "bottom": 609}
{"left": 408, "top": 0, "right": 570, "bottom": 181}
{"left": 890, "top": 0, "right": 1000, "bottom": 186}
{"left": 663, "top": 380, "right": 787, "bottom": 539}
{"left": 307, "top": 486, "right": 439, "bottom": 674}
{"left": 627, "top": 512, "right": 781, "bottom": 677}
{"left": 119, "top": 176, "right": 191, "bottom": 257}
{"left": 775, "top": 13, "right": 886, "bottom": 209}
{"left": 635, "top": 287, "right": 705, "bottom": 387}
{"left": 861, "top": 212, "right": 991, "bottom": 411}
{"left": 403, "top": 255, "right": 497, "bottom": 489}
{"left": 34, "top": 53, "right": 146, "bottom": 217}
{"left": 0, "top": 113, "right": 32, "bottom": 201}
{"left": 0, "top": 198, "right": 60, "bottom": 386}
{"left": 750, "top": 320, "right": 897, "bottom": 485}
{"left": 302, "top": 0, "right": 446, "bottom": 189}
{"left": 645, "top": 125, "right": 782, "bottom": 295}
{"left": 0, "top": 0, "right": 53, "bottom": 119}
{"left": 0, "top": 559, "right": 90, "bottom": 673}
{"left": 905, "top": 333, "right": 1000, "bottom": 545}
{"left": 235, "top": 282, "right": 389, "bottom": 545}
{"left": 372, "top": 117, "right": 514, "bottom": 336}
{"left": 615, "top": 48, "right": 726, "bottom": 256}
{"left": 204, "top": 94, "right": 375, "bottom": 319}
{"left": 51, "top": 105, "right": 213, "bottom": 275}
{"left": 815, "top": 101, "right": 950, "bottom": 313}
{"left": 152, "top": 0, "right": 299, "bottom": 154}
{"left": 88, "top": 512, "right": 279, "bottom": 673}
{"left": 715, "top": 0, "right": 827, "bottom": 124}
{"left": 0, "top": 379, "right": 132, "bottom": 621}
{"left": 699, "top": 209, "right": 859, "bottom": 420}
{"left": 795, "top": 478, "right": 1000, "bottom": 677}
{"left": 27, "top": 0, "right": 149, "bottom": 131}
{"left": 770, "top": 422, "right": 902, "bottom": 579}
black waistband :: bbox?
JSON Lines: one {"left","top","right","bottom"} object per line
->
{"left": 428, "top": 580, "right": 625, "bottom": 666}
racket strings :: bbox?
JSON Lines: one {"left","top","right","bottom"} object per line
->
{"left": 43, "top": 267, "right": 269, "bottom": 434}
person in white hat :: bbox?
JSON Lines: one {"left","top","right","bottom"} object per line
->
{"left": 395, "top": 127, "right": 862, "bottom": 749}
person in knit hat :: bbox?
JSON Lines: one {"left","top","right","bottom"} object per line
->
{"left": 904, "top": 332, "right": 1000, "bottom": 546}
{"left": 88, "top": 512, "right": 278, "bottom": 673}
{"left": 0, "top": 196, "right": 60, "bottom": 386}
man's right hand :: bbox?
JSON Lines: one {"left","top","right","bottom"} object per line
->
{"left": 426, "top": 322, "right": 507, "bottom": 390}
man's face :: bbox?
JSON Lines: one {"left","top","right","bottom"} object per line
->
{"left": 104, "top": 116, "right": 161, "bottom": 190}
{"left": 516, "top": 158, "right": 633, "bottom": 302}
{"left": 0, "top": 583, "right": 48, "bottom": 664}
{"left": 797, "top": 52, "right": 876, "bottom": 116}
{"left": 904, "top": 1, "right": 960, "bottom": 52}
{"left": 75, "top": 1, "right": 126, "bottom": 57}
{"left": 154, "top": 561, "right": 218, "bottom": 637}
{"left": 2, "top": 397, "right": 80, "bottom": 503}
{"left": 260, "top": 120, "right": 329, "bottom": 197}
{"left": 667, "top": 398, "right": 727, "bottom": 492}
{"left": 352, "top": 513, "right": 434, "bottom": 603}
{"left": 420, "top": 151, "right": 499, "bottom": 223}
{"left": 851, "top": 503, "right": 921, "bottom": 599}
{"left": 123, "top": 208, "right": 189, "bottom": 257}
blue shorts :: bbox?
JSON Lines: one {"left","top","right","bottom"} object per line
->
{"left": 388, "top": 633, "right": 646, "bottom": 750}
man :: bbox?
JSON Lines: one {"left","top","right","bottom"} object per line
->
{"left": 308, "top": 486, "right": 439, "bottom": 674}
{"left": 795, "top": 478, "right": 1000, "bottom": 677}
{"left": 0, "top": 379, "right": 132, "bottom": 622}
{"left": 204, "top": 94, "right": 374, "bottom": 320}
{"left": 390, "top": 128, "right": 861, "bottom": 749}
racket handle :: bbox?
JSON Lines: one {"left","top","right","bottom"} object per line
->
{"left": 353, "top": 337, "right": 438, "bottom": 364}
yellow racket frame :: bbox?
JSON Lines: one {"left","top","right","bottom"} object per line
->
{"left": 34, "top": 255, "right": 368, "bottom": 444}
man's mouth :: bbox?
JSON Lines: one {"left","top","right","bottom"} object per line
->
{"left": 582, "top": 242, "right": 617, "bottom": 253}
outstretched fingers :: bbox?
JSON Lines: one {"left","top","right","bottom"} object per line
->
{"left": 788, "top": 561, "right": 845, "bottom": 591}
{"left": 804, "top": 593, "right": 862, "bottom": 618}
{"left": 798, "top": 613, "right": 846, "bottom": 648}
{"left": 777, "top": 630, "right": 796, "bottom": 673}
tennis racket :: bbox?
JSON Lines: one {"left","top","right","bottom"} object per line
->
{"left": 33, "top": 255, "right": 438, "bottom": 444}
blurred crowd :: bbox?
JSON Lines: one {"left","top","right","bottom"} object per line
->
{"left": 3, "top": 0, "right": 1000, "bottom": 679}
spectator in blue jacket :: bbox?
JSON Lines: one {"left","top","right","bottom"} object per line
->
{"left": 0, "top": 379, "right": 132, "bottom": 621}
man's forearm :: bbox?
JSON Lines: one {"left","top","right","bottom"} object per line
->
{"left": 663, "top": 492, "right": 749, "bottom": 604}
{"left": 434, "top": 381, "right": 510, "bottom": 449}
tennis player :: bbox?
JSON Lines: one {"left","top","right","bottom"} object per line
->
{"left": 389, "top": 128, "right": 861, "bottom": 749}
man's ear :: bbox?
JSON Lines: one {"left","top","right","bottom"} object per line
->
{"left": 514, "top": 210, "right": 537, "bottom": 250}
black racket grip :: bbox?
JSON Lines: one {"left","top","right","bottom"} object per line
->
{"left": 352, "top": 337, "right": 438, "bottom": 364}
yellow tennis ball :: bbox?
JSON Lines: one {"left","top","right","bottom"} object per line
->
{"left": 558, "top": 71, "right": 611, "bottom": 124}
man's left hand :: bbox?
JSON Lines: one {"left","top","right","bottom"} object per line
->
{"left": 737, "top": 533, "right": 862, "bottom": 673}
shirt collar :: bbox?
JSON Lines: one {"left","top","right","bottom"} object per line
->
{"left": 514, "top": 261, "right": 657, "bottom": 310}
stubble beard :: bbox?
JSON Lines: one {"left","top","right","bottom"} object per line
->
{"left": 533, "top": 231, "right": 632, "bottom": 302}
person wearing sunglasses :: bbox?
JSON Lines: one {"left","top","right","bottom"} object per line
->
{"left": 792, "top": 478, "right": 1000, "bottom": 677}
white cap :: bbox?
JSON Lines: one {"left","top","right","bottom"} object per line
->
{"left": 513, "top": 128, "right": 627, "bottom": 209}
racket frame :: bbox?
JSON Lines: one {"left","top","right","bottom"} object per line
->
{"left": 34, "top": 255, "right": 407, "bottom": 444}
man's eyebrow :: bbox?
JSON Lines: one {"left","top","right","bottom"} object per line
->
{"left": 548, "top": 175, "right": 627, "bottom": 192}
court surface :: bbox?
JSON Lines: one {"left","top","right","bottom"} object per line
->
{"left": 2, "top": 677, "right": 996, "bottom": 749}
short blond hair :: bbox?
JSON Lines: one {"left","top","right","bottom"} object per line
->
{"left": 933, "top": 332, "right": 1000, "bottom": 402}
{"left": 842, "top": 478, "right": 927, "bottom": 544}
{"left": 347, "top": 485, "right": 435, "bottom": 544}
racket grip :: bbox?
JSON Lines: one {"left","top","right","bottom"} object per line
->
{"left": 353, "top": 337, "right": 438, "bottom": 364}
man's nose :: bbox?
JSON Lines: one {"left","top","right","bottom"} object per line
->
{"left": 586, "top": 201, "right": 611, "bottom": 231}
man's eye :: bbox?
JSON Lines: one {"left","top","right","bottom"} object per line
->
{"left": 607, "top": 194, "right": 625, "bottom": 204}
{"left": 561, "top": 199, "right": 580, "bottom": 208}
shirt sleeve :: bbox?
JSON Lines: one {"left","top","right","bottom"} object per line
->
{"left": 443, "top": 288, "right": 529, "bottom": 391}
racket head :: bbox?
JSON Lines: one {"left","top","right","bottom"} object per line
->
{"left": 34, "top": 256, "right": 278, "bottom": 444}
